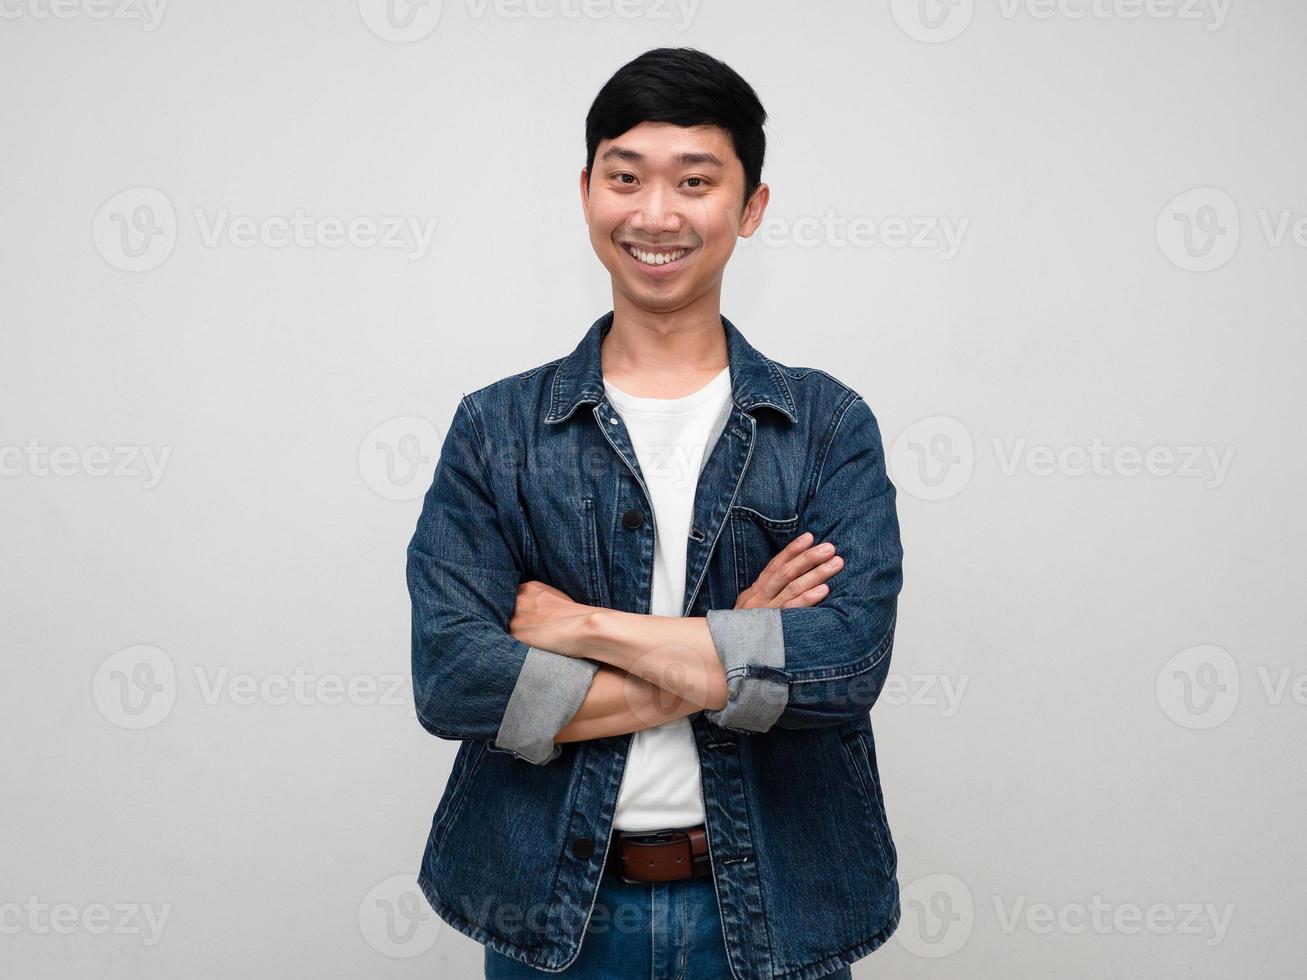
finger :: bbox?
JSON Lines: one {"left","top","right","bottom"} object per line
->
{"left": 781, "top": 583, "right": 830, "bottom": 609}
{"left": 765, "top": 531, "right": 813, "bottom": 569}
{"left": 758, "top": 540, "right": 838, "bottom": 599}
{"left": 777, "top": 554, "right": 844, "bottom": 603}
{"left": 745, "top": 559, "right": 838, "bottom": 608}
{"left": 752, "top": 533, "right": 821, "bottom": 597}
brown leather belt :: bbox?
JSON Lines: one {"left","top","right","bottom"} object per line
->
{"left": 604, "top": 825, "right": 711, "bottom": 883}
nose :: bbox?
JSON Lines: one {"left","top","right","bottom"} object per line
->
{"left": 627, "top": 183, "right": 686, "bottom": 239}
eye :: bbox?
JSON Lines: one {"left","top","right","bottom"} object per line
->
{"left": 614, "top": 173, "right": 637, "bottom": 185}
{"left": 684, "top": 176, "right": 707, "bottom": 188}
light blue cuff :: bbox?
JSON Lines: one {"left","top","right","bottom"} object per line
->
{"left": 493, "top": 647, "right": 599, "bottom": 764}
{"left": 703, "top": 607, "right": 789, "bottom": 734}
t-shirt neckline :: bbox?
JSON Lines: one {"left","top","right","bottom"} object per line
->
{"left": 603, "top": 366, "right": 731, "bottom": 418}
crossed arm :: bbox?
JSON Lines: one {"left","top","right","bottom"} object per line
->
{"left": 409, "top": 392, "right": 901, "bottom": 764}
{"left": 518, "top": 606, "right": 724, "bottom": 744}
{"left": 509, "top": 533, "right": 847, "bottom": 744}
{"left": 554, "top": 664, "right": 702, "bottom": 744}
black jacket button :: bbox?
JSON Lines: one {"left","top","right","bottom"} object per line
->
{"left": 571, "top": 837, "right": 595, "bottom": 860}
{"left": 622, "top": 508, "right": 644, "bottom": 530}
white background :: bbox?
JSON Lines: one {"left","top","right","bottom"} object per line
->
{"left": 2, "top": 1, "right": 1304, "bottom": 977}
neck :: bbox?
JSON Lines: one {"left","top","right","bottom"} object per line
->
{"left": 602, "top": 297, "right": 728, "bottom": 399}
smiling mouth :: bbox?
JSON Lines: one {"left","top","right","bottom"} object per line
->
{"left": 623, "top": 243, "right": 695, "bottom": 268}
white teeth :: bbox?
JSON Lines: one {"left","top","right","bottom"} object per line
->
{"left": 626, "top": 245, "right": 687, "bottom": 266}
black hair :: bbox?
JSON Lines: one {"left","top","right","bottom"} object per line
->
{"left": 584, "top": 48, "right": 767, "bottom": 212}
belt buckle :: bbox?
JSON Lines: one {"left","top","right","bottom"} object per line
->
{"left": 617, "top": 829, "right": 688, "bottom": 885}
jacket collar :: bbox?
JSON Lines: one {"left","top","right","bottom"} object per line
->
{"left": 544, "top": 311, "right": 798, "bottom": 425}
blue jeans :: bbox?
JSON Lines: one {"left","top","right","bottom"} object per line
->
{"left": 483, "top": 871, "right": 853, "bottom": 979}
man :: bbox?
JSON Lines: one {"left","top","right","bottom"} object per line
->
{"left": 407, "top": 47, "right": 904, "bottom": 980}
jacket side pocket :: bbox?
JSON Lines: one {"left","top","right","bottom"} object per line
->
{"left": 839, "top": 730, "right": 896, "bottom": 870}
{"left": 432, "top": 740, "right": 486, "bottom": 851}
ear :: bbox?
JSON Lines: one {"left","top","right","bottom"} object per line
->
{"left": 579, "top": 167, "right": 591, "bottom": 222}
{"left": 737, "top": 182, "right": 770, "bottom": 239}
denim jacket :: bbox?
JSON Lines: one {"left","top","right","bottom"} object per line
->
{"left": 407, "top": 311, "right": 904, "bottom": 980}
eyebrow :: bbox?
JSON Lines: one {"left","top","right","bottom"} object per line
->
{"left": 599, "top": 146, "right": 725, "bottom": 169}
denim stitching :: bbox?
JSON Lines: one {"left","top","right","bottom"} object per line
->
{"left": 730, "top": 504, "right": 799, "bottom": 529}
{"left": 812, "top": 393, "right": 862, "bottom": 496}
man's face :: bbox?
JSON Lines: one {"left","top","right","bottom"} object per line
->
{"left": 581, "top": 121, "right": 767, "bottom": 313}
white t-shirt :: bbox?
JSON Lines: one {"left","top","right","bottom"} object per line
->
{"left": 603, "top": 365, "right": 734, "bottom": 832}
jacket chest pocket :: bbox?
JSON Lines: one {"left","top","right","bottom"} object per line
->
{"left": 581, "top": 496, "right": 611, "bottom": 608}
{"left": 729, "top": 504, "right": 801, "bottom": 596}
{"left": 516, "top": 496, "right": 609, "bottom": 608}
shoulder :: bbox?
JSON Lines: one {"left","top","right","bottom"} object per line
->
{"left": 457, "top": 355, "right": 566, "bottom": 424}
{"left": 464, "top": 353, "right": 563, "bottom": 400}
{"left": 766, "top": 357, "right": 879, "bottom": 434}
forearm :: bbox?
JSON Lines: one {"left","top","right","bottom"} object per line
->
{"left": 555, "top": 663, "right": 703, "bottom": 743}
{"left": 572, "top": 610, "right": 730, "bottom": 712}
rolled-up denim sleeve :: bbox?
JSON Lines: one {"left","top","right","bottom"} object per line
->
{"left": 495, "top": 648, "right": 599, "bottom": 763}
{"left": 702, "top": 607, "right": 789, "bottom": 732}
{"left": 407, "top": 394, "right": 597, "bottom": 765}
{"left": 703, "top": 394, "right": 903, "bottom": 733}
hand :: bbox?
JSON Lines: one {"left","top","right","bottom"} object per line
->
{"left": 735, "top": 531, "right": 843, "bottom": 610}
{"left": 509, "top": 580, "right": 596, "bottom": 654}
